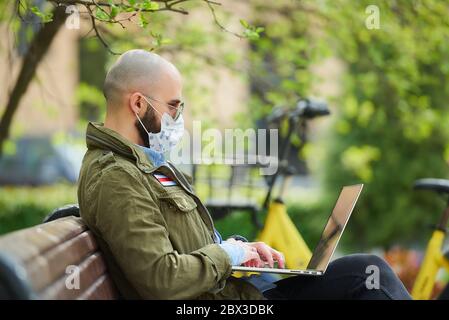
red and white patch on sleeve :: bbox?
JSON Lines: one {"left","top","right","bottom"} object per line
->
{"left": 153, "top": 173, "right": 177, "bottom": 187}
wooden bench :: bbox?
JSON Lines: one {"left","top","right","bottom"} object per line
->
{"left": 0, "top": 205, "right": 119, "bottom": 300}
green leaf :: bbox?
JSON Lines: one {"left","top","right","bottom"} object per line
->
{"left": 141, "top": 0, "right": 159, "bottom": 11}
{"left": 243, "top": 29, "right": 260, "bottom": 40}
{"left": 239, "top": 19, "right": 249, "bottom": 28}
{"left": 95, "top": 7, "right": 110, "bottom": 21}
{"left": 160, "top": 38, "right": 172, "bottom": 45}
{"left": 110, "top": 4, "right": 119, "bottom": 18}
{"left": 138, "top": 12, "right": 149, "bottom": 28}
{"left": 30, "top": 6, "right": 43, "bottom": 16}
{"left": 30, "top": 6, "right": 53, "bottom": 23}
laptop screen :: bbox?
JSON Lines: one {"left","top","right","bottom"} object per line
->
{"left": 306, "top": 184, "right": 364, "bottom": 272}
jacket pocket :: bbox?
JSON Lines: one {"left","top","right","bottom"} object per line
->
{"left": 159, "top": 192, "right": 212, "bottom": 253}
{"left": 159, "top": 193, "right": 197, "bottom": 213}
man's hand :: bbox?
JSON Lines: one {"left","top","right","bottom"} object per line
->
{"left": 227, "top": 238, "right": 285, "bottom": 268}
{"left": 225, "top": 238, "right": 261, "bottom": 265}
{"left": 245, "top": 241, "right": 285, "bottom": 268}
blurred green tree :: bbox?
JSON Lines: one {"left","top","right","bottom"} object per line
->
{"left": 320, "top": 0, "right": 449, "bottom": 249}
{"left": 243, "top": 0, "right": 449, "bottom": 250}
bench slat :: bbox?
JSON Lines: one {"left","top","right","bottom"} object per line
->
{"left": 39, "top": 252, "right": 109, "bottom": 299}
{"left": 0, "top": 216, "right": 120, "bottom": 300}
{"left": 26, "top": 231, "right": 98, "bottom": 291}
{"left": 77, "top": 274, "right": 119, "bottom": 300}
{"left": 0, "top": 217, "right": 87, "bottom": 263}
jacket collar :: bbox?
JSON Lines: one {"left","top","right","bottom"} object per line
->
{"left": 85, "top": 122, "right": 155, "bottom": 172}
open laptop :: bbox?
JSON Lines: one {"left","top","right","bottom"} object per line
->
{"left": 231, "top": 184, "right": 364, "bottom": 276}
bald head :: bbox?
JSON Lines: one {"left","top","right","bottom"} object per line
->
{"left": 103, "top": 49, "right": 183, "bottom": 146}
{"left": 103, "top": 49, "right": 181, "bottom": 108}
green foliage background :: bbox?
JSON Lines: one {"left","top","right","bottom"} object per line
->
{"left": 320, "top": 0, "right": 449, "bottom": 249}
{"left": 235, "top": 0, "right": 449, "bottom": 250}
{"left": 1, "top": 1, "right": 449, "bottom": 253}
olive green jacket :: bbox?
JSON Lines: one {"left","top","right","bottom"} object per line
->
{"left": 77, "top": 122, "right": 264, "bottom": 300}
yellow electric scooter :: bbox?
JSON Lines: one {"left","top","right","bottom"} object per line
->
{"left": 410, "top": 178, "right": 449, "bottom": 300}
{"left": 255, "top": 99, "right": 330, "bottom": 269}
{"left": 197, "top": 99, "right": 330, "bottom": 273}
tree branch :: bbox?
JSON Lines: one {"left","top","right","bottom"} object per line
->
{"left": 48, "top": 0, "right": 193, "bottom": 14}
{"left": 85, "top": 5, "right": 120, "bottom": 55}
{"left": 204, "top": 0, "right": 243, "bottom": 38}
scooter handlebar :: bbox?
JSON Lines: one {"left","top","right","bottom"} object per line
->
{"left": 266, "top": 98, "right": 330, "bottom": 124}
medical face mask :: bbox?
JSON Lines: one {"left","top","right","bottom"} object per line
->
{"left": 135, "top": 98, "right": 184, "bottom": 153}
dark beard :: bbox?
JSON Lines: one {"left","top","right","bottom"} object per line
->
{"left": 135, "top": 106, "right": 160, "bottom": 147}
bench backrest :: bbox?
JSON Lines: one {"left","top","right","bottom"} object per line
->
{"left": 0, "top": 216, "right": 119, "bottom": 300}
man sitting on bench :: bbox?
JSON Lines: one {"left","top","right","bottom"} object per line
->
{"left": 77, "top": 49, "right": 411, "bottom": 300}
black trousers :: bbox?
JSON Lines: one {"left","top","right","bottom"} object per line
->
{"left": 258, "top": 254, "right": 412, "bottom": 300}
